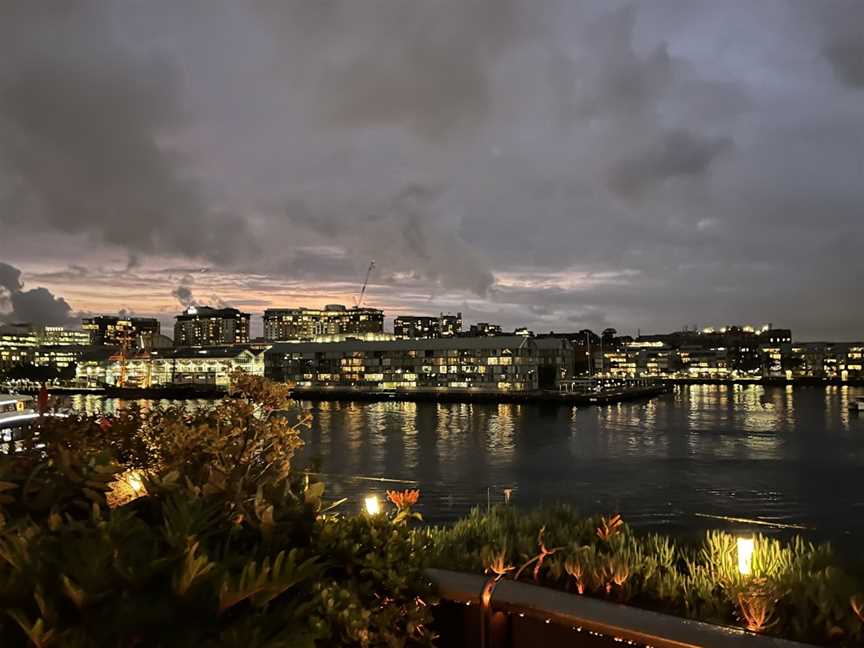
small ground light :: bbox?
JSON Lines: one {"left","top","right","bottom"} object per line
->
{"left": 364, "top": 495, "right": 381, "bottom": 515}
{"left": 127, "top": 471, "right": 144, "bottom": 495}
{"left": 737, "top": 537, "right": 754, "bottom": 575}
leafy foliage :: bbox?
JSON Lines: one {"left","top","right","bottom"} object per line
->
{"left": 427, "top": 505, "right": 864, "bottom": 645}
{"left": 0, "top": 375, "right": 435, "bottom": 647}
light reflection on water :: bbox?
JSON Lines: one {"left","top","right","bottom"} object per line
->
{"left": 63, "top": 385, "right": 864, "bottom": 546}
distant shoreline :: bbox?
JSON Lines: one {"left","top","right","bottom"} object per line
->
{"left": 9, "top": 377, "right": 862, "bottom": 405}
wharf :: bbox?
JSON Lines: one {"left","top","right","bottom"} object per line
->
{"left": 667, "top": 377, "right": 864, "bottom": 387}
{"left": 8, "top": 384, "right": 226, "bottom": 399}
{"left": 289, "top": 383, "right": 671, "bottom": 405}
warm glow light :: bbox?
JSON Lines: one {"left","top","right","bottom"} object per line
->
{"left": 737, "top": 537, "right": 754, "bottom": 575}
{"left": 127, "top": 471, "right": 144, "bottom": 495}
{"left": 364, "top": 495, "right": 381, "bottom": 515}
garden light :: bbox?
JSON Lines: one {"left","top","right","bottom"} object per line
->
{"left": 737, "top": 537, "right": 754, "bottom": 575}
{"left": 364, "top": 495, "right": 381, "bottom": 515}
{"left": 127, "top": 471, "right": 144, "bottom": 495}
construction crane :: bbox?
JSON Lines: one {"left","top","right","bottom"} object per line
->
{"left": 354, "top": 260, "right": 375, "bottom": 308}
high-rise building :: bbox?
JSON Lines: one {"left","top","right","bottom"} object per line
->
{"left": 263, "top": 305, "right": 384, "bottom": 341}
{"left": 0, "top": 324, "right": 38, "bottom": 369}
{"left": 465, "top": 322, "right": 503, "bottom": 337}
{"left": 394, "top": 312, "right": 462, "bottom": 339}
{"left": 40, "top": 326, "right": 90, "bottom": 346}
{"left": 174, "top": 306, "right": 250, "bottom": 346}
{"left": 82, "top": 316, "right": 161, "bottom": 350}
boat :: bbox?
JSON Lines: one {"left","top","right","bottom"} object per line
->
{"left": 0, "top": 393, "right": 39, "bottom": 429}
{"left": 849, "top": 398, "right": 864, "bottom": 412}
{"left": 0, "top": 393, "right": 70, "bottom": 452}
{"left": 1, "top": 393, "right": 40, "bottom": 451}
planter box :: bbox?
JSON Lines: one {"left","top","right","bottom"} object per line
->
{"left": 427, "top": 568, "right": 817, "bottom": 648}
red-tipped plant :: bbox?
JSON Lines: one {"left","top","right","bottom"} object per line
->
{"left": 596, "top": 514, "right": 623, "bottom": 542}
{"left": 386, "top": 489, "right": 422, "bottom": 525}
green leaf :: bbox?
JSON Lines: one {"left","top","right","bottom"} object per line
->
{"left": 61, "top": 574, "right": 86, "bottom": 609}
{"left": 173, "top": 539, "right": 216, "bottom": 596}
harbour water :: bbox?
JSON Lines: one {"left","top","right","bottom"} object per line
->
{"left": 64, "top": 384, "right": 864, "bottom": 545}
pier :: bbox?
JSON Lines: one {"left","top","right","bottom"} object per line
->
{"left": 290, "top": 378, "right": 670, "bottom": 405}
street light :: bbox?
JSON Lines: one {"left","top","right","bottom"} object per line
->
{"left": 737, "top": 537, "right": 754, "bottom": 575}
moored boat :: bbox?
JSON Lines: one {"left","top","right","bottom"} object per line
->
{"left": 1, "top": 393, "right": 70, "bottom": 452}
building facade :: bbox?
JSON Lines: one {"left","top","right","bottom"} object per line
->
{"left": 464, "top": 322, "right": 503, "bottom": 337}
{"left": 34, "top": 346, "right": 90, "bottom": 370}
{"left": 393, "top": 312, "right": 463, "bottom": 339}
{"left": 0, "top": 324, "right": 37, "bottom": 369}
{"left": 77, "top": 346, "right": 265, "bottom": 388}
{"left": 82, "top": 316, "right": 161, "bottom": 350}
{"left": 265, "top": 336, "right": 573, "bottom": 392}
{"left": 40, "top": 326, "right": 91, "bottom": 346}
{"left": 174, "top": 306, "right": 250, "bottom": 346}
{"left": 2, "top": 325, "right": 94, "bottom": 374}
{"left": 263, "top": 305, "right": 384, "bottom": 341}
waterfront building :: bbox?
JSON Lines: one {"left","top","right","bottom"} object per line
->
{"left": 463, "top": 322, "right": 503, "bottom": 337}
{"left": 34, "top": 345, "right": 90, "bottom": 370}
{"left": 40, "top": 326, "right": 90, "bottom": 346}
{"left": 596, "top": 341, "right": 676, "bottom": 378}
{"left": 76, "top": 346, "right": 265, "bottom": 388}
{"left": 678, "top": 347, "right": 731, "bottom": 378}
{"left": 393, "top": 315, "right": 436, "bottom": 339}
{"left": 0, "top": 324, "right": 38, "bottom": 369}
{"left": 785, "top": 342, "right": 864, "bottom": 381}
{"left": 265, "top": 336, "right": 573, "bottom": 392}
{"left": 263, "top": 305, "right": 384, "bottom": 341}
{"left": 1, "top": 324, "right": 98, "bottom": 375}
{"left": 174, "top": 306, "right": 250, "bottom": 347}
{"left": 841, "top": 345, "right": 864, "bottom": 381}
{"left": 82, "top": 316, "right": 161, "bottom": 350}
{"left": 75, "top": 348, "right": 116, "bottom": 385}
{"left": 285, "top": 332, "right": 395, "bottom": 344}
{"left": 393, "top": 312, "right": 462, "bottom": 339}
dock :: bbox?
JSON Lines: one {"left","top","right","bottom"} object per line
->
{"left": 290, "top": 381, "right": 671, "bottom": 405}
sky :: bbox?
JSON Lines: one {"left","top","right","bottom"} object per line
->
{"left": 1, "top": 0, "right": 862, "bottom": 340}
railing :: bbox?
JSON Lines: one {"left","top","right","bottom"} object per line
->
{"left": 427, "top": 568, "right": 816, "bottom": 648}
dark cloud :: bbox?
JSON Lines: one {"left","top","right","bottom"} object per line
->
{"left": 0, "top": 262, "right": 74, "bottom": 326}
{"left": 817, "top": 0, "right": 864, "bottom": 88}
{"left": 171, "top": 284, "right": 196, "bottom": 308}
{"left": 258, "top": 0, "right": 538, "bottom": 138}
{"left": 607, "top": 129, "right": 731, "bottom": 198}
{"left": 286, "top": 185, "right": 495, "bottom": 295}
{"left": 1, "top": 1, "right": 862, "bottom": 340}
{"left": 569, "top": 5, "right": 673, "bottom": 121}
{"left": 0, "top": 261, "right": 23, "bottom": 295}
{"left": 0, "top": 1, "right": 256, "bottom": 265}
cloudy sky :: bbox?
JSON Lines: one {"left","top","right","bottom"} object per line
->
{"left": 1, "top": 1, "right": 862, "bottom": 340}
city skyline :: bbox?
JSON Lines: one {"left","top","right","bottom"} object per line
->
{"left": 1, "top": 262, "right": 861, "bottom": 343}
{"left": 2, "top": 2, "right": 864, "bottom": 340}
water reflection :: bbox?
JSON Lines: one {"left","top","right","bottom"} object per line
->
{"left": 64, "top": 385, "right": 864, "bottom": 546}
{"left": 63, "top": 395, "right": 215, "bottom": 416}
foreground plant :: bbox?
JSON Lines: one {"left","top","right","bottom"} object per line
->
{"left": 0, "top": 375, "right": 435, "bottom": 647}
{"left": 427, "top": 505, "right": 864, "bottom": 645}
{"left": 736, "top": 579, "right": 780, "bottom": 633}
{"left": 387, "top": 488, "right": 423, "bottom": 526}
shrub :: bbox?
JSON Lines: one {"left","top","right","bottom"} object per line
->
{"left": 0, "top": 376, "right": 435, "bottom": 647}
{"left": 427, "top": 505, "right": 864, "bottom": 645}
